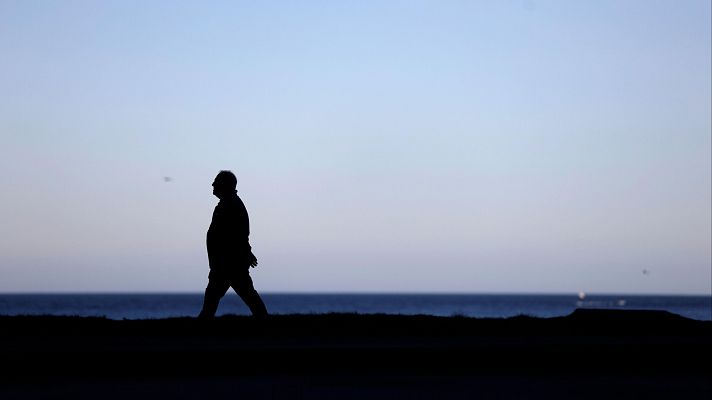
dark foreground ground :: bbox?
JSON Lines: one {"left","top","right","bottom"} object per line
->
{"left": 1, "top": 309, "right": 710, "bottom": 399}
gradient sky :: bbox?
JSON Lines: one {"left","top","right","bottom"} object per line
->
{"left": 1, "top": 0, "right": 710, "bottom": 294}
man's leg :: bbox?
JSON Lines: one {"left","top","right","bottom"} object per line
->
{"left": 232, "top": 272, "right": 268, "bottom": 318}
{"left": 199, "top": 275, "right": 230, "bottom": 319}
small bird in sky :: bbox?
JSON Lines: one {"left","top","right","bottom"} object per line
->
{"left": 642, "top": 269, "right": 650, "bottom": 275}
{"left": 163, "top": 176, "right": 173, "bottom": 183}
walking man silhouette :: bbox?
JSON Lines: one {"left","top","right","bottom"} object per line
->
{"left": 198, "top": 170, "right": 268, "bottom": 319}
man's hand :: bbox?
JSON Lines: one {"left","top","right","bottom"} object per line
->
{"left": 248, "top": 251, "right": 258, "bottom": 268}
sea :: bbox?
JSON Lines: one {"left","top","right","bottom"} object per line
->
{"left": 0, "top": 293, "right": 710, "bottom": 321}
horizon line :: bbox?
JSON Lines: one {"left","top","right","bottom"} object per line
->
{"left": 0, "top": 291, "right": 710, "bottom": 297}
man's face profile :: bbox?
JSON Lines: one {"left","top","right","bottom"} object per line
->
{"left": 212, "top": 176, "right": 231, "bottom": 199}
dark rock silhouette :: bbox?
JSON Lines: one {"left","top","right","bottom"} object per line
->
{"left": 0, "top": 310, "right": 710, "bottom": 399}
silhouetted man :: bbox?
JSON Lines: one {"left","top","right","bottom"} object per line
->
{"left": 199, "top": 170, "right": 268, "bottom": 319}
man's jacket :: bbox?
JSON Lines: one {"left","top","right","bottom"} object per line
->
{"left": 206, "top": 193, "right": 253, "bottom": 270}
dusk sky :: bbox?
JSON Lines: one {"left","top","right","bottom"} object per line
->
{"left": 1, "top": 0, "right": 710, "bottom": 295}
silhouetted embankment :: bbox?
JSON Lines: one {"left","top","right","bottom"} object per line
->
{"left": 0, "top": 309, "right": 710, "bottom": 399}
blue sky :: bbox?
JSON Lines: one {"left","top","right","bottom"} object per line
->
{"left": 1, "top": 0, "right": 710, "bottom": 294}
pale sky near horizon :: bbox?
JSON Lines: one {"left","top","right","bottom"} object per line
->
{"left": 1, "top": 0, "right": 710, "bottom": 295}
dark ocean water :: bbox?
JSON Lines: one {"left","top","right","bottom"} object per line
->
{"left": 0, "top": 293, "right": 709, "bottom": 321}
